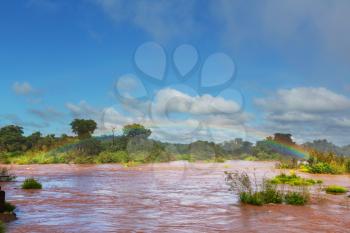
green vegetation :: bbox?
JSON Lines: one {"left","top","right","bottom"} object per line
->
{"left": 4, "top": 202, "right": 16, "bottom": 212}
{"left": 284, "top": 192, "right": 309, "bottom": 205}
{"left": 70, "top": 119, "right": 97, "bottom": 139}
{"left": 325, "top": 185, "right": 348, "bottom": 194}
{"left": 304, "top": 150, "right": 349, "bottom": 174}
{"left": 22, "top": 178, "right": 42, "bottom": 189}
{"left": 0, "top": 221, "right": 5, "bottom": 233}
{"left": 225, "top": 171, "right": 310, "bottom": 206}
{"left": 269, "top": 173, "right": 322, "bottom": 186}
{"left": 1, "top": 120, "right": 349, "bottom": 167}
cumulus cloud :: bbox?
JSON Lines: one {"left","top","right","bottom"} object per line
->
{"left": 65, "top": 88, "right": 250, "bottom": 141}
{"left": 153, "top": 88, "right": 241, "bottom": 115}
{"left": 255, "top": 87, "right": 350, "bottom": 113}
{"left": 65, "top": 101, "right": 134, "bottom": 134}
{"left": 12, "top": 82, "right": 36, "bottom": 96}
{"left": 255, "top": 87, "right": 350, "bottom": 145}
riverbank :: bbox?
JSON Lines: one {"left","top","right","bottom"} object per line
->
{"left": 2, "top": 161, "right": 349, "bottom": 232}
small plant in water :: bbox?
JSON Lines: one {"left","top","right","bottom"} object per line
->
{"left": 225, "top": 170, "right": 310, "bottom": 206}
{"left": 269, "top": 172, "right": 322, "bottom": 186}
{"left": 284, "top": 191, "right": 309, "bottom": 205}
{"left": 22, "top": 178, "right": 42, "bottom": 189}
{"left": 325, "top": 185, "right": 348, "bottom": 194}
{"left": 3, "top": 202, "right": 16, "bottom": 213}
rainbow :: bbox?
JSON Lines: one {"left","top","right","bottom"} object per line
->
{"left": 264, "top": 140, "right": 309, "bottom": 159}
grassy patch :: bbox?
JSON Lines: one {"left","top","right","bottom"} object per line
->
{"left": 225, "top": 171, "right": 310, "bottom": 206}
{"left": 22, "top": 178, "right": 42, "bottom": 189}
{"left": 306, "top": 162, "right": 344, "bottom": 174}
{"left": 269, "top": 173, "right": 322, "bottom": 186}
{"left": 284, "top": 192, "right": 309, "bottom": 205}
{"left": 325, "top": 185, "right": 348, "bottom": 194}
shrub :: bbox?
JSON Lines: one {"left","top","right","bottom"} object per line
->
{"left": 325, "top": 185, "right": 348, "bottom": 194}
{"left": 95, "top": 151, "right": 129, "bottom": 163}
{"left": 4, "top": 202, "right": 16, "bottom": 212}
{"left": 22, "top": 178, "right": 42, "bottom": 189}
{"left": 269, "top": 173, "right": 322, "bottom": 186}
{"left": 225, "top": 171, "right": 310, "bottom": 206}
{"left": 284, "top": 192, "right": 309, "bottom": 205}
{"left": 239, "top": 192, "right": 264, "bottom": 206}
{"left": 346, "top": 160, "right": 350, "bottom": 173}
{"left": 74, "top": 138, "right": 102, "bottom": 156}
{"left": 0, "top": 221, "right": 5, "bottom": 233}
{"left": 307, "top": 162, "right": 342, "bottom": 174}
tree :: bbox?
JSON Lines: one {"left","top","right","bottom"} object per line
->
{"left": 27, "top": 131, "right": 42, "bottom": 149}
{"left": 273, "top": 133, "right": 295, "bottom": 145}
{"left": 70, "top": 119, "right": 97, "bottom": 139}
{"left": 122, "top": 123, "right": 151, "bottom": 138}
{"left": 0, "top": 125, "right": 26, "bottom": 152}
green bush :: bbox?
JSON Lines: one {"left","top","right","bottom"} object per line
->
{"left": 175, "top": 154, "right": 193, "bottom": 162}
{"left": 284, "top": 192, "right": 309, "bottom": 205}
{"left": 0, "top": 221, "right": 5, "bottom": 233}
{"left": 226, "top": 171, "right": 310, "bottom": 206}
{"left": 325, "top": 185, "right": 348, "bottom": 194}
{"left": 269, "top": 173, "right": 322, "bottom": 186}
{"left": 307, "top": 162, "right": 342, "bottom": 174}
{"left": 3, "top": 202, "right": 16, "bottom": 212}
{"left": 22, "top": 178, "right": 42, "bottom": 189}
{"left": 74, "top": 138, "right": 102, "bottom": 156}
{"left": 346, "top": 160, "right": 350, "bottom": 173}
{"left": 95, "top": 151, "right": 129, "bottom": 163}
{"left": 240, "top": 192, "right": 264, "bottom": 206}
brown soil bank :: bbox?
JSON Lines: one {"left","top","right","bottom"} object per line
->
{"left": 2, "top": 161, "right": 350, "bottom": 233}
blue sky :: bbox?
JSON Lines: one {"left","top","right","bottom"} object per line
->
{"left": 1, "top": 0, "right": 350, "bottom": 145}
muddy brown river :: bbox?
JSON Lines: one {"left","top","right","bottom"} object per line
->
{"left": 2, "top": 161, "right": 350, "bottom": 233}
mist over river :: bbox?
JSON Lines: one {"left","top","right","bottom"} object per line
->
{"left": 2, "top": 161, "right": 350, "bottom": 233}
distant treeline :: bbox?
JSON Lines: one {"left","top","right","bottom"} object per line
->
{"left": 0, "top": 119, "right": 348, "bottom": 164}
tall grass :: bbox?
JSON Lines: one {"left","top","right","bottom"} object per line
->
{"left": 225, "top": 171, "right": 311, "bottom": 206}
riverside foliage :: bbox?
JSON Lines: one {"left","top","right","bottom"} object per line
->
{"left": 0, "top": 120, "right": 349, "bottom": 166}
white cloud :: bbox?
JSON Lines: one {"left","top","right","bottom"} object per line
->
{"left": 255, "top": 87, "right": 350, "bottom": 145}
{"left": 65, "top": 88, "right": 250, "bottom": 142}
{"left": 153, "top": 88, "right": 241, "bottom": 115}
{"left": 65, "top": 101, "right": 134, "bottom": 134}
{"left": 12, "top": 82, "right": 36, "bottom": 96}
{"left": 255, "top": 87, "right": 350, "bottom": 113}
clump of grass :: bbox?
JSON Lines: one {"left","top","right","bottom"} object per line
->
{"left": 225, "top": 171, "right": 310, "bottom": 206}
{"left": 21, "top": 178, "right": 42, "bottom": 189}
{"left": 325, "top": 185, "right": 348, "bottom": 194}
{"left": 269, "top": 172, "right": 322, "bottom": 186}
{"left": 284, "top": 191, "right": 309, "bottom": 205}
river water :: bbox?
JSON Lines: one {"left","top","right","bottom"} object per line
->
{"left": 2, "top": 161, "right": 350, "bottom": 233}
